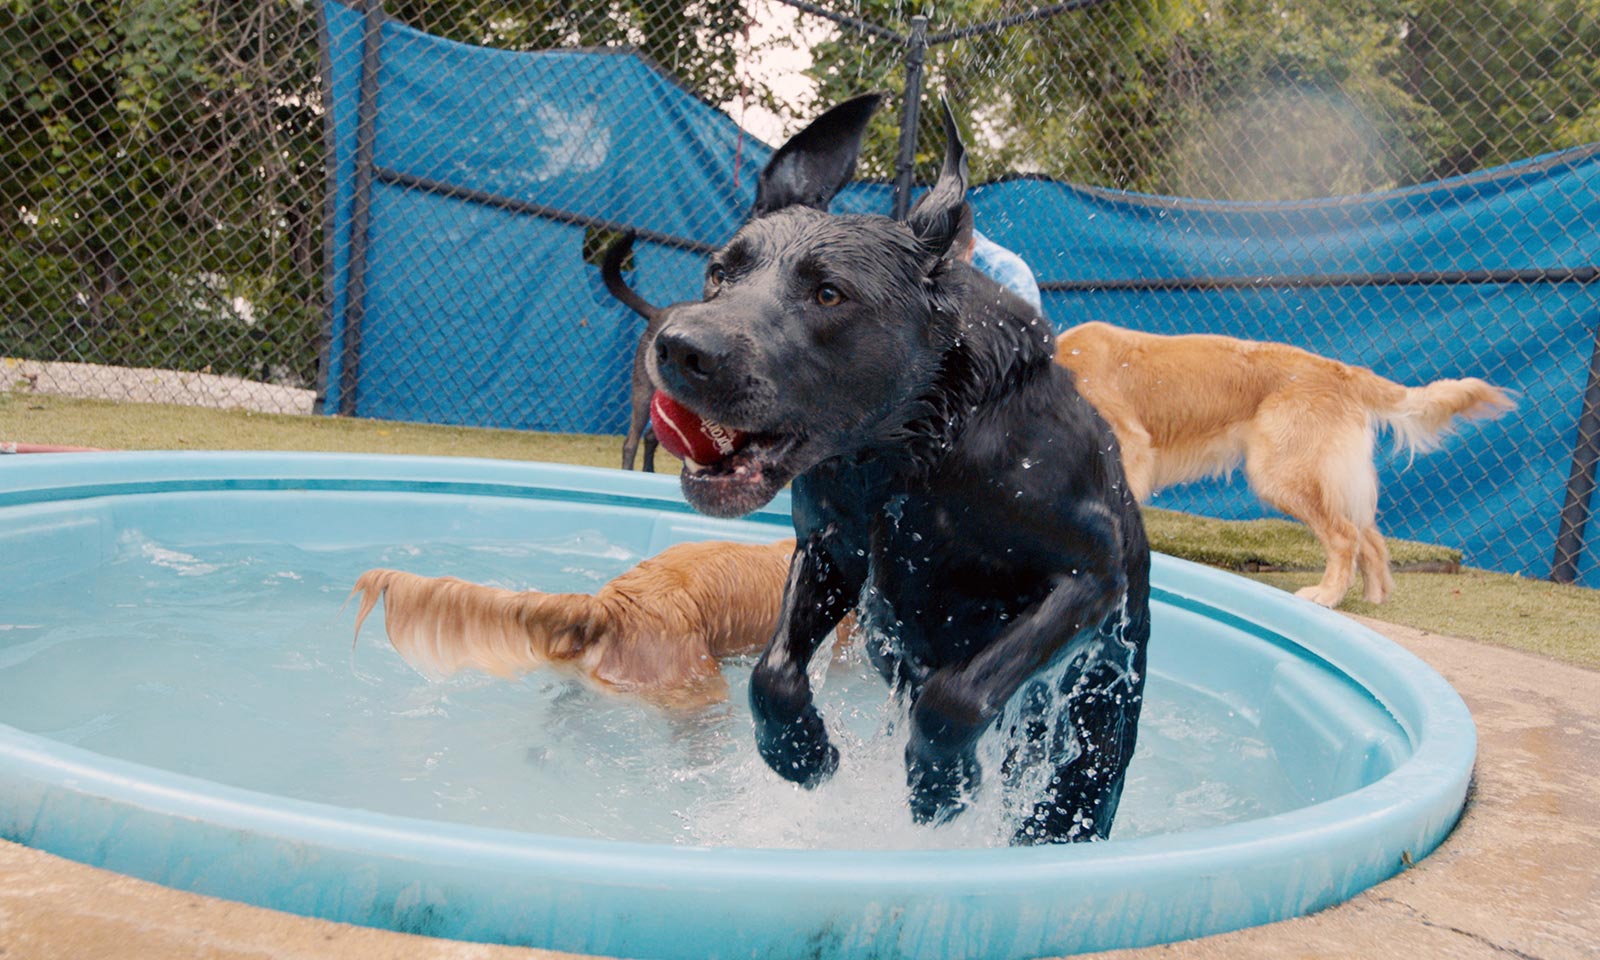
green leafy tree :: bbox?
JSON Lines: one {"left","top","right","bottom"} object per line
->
{"left": 1404, "top": 0, "right": 1600, "bottom": 178}
{"left": 2, "top": 0, "right": 324, "bottom": 382}
{"left": 794, "top": 0, "right": 1600, "bottom": 199}
{"left": 385, "top": 0, "right": 751, "bottom": 104}
{"left": 1152, "top": 0, "right": 1440, "bottom": 198}
{"left": 792, "top": 0, "right": 1191, "bottom": 187}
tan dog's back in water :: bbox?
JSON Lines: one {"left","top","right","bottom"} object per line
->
{"left": 352, "top": 539, "right": 809, "bottom": 708}
{"left": 1055, "top": 321, "right": 1515, "bottom": 606}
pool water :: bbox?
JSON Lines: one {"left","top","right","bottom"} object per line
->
{"left": 0, "top": 526, "right": 1298, "bottom": 850}
{"left": 0, "top": 454, "right": 1476, "bottom": 958}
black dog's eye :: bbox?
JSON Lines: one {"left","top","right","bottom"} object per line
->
{"left": 815, "top": 283, "right": 845, "bottom": 307}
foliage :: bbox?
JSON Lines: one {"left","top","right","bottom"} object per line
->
{"left": 1405, "top": 0, "right": 1600, "bottom": 178}
{"left": 1, "top": 0, "right": 324, "bottom": 382}
{"left": 1152, "top": 0, "right": 1440, "bottom": 197}
{"left": 385, "top": 0, "right": 750, "bottom": 105}
{"left": 795, "top": 0, "right": 1600, "bottom": 197}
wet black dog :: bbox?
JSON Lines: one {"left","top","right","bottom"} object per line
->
{"left": 600, "top": 231, "right": 661, "bottom": 472}
{"left": 647, "top": 95, "right": 1151, "bottom": 844}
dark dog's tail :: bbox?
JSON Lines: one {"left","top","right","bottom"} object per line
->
{"left": 600, "top": 230, "right": 658, "bottom": 323}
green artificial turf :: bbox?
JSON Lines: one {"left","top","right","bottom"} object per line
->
{"left": 1144, "top": 508, "right": 1460, "bottom": 573}
{"left": 1, "top": 392, "right": 621, "bottom": 468}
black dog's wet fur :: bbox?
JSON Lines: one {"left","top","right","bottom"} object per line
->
{"left": 648, "top": 95, "right": 1151, "bottom": 844}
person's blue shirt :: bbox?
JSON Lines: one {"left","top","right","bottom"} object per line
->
{"left": 971, "top": 230, "right": 1043, "bottom": 314}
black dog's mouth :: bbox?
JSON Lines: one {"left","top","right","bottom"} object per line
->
{"left": 680, "top": 431, "right": 806, "bottom": 518}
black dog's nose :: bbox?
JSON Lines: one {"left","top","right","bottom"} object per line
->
{"left": 654, "top": 328, "right": 727, "bottom": 388}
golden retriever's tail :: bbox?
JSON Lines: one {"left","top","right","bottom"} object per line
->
{"left": 1366, "top": 374, "right": 1517, "bottom": 458}
{"left": 350, "top": 569, "right": 596, "bottom": 681}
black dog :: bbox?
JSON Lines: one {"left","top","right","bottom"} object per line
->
{"left": 600, "top": 231, "right": 662, "bottom": 472}
{"left": 647, "top": 95, "right": 1151, "bottom": 844}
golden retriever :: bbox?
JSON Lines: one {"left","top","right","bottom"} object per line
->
{"left": 1054, "top": 321, "right": 1515, "bottom": 606}
{"left": 352, "top": 538, "right": 851, "bottom": 708}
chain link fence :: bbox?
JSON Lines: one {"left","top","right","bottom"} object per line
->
{"left": 4, "top": 0, "right": 1599, "bottom": 585}
{"left": 3, "top": 1, "right": 324, "bottom": 410}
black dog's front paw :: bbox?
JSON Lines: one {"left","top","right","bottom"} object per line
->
{"left": 755, "top": 706, "right": 839, "bottom": 788}
{"left": 905, "top": 741, "right": 980, "bottom": 825}
{"left": 751, "top": 657, "right": 840, "bottom": 787}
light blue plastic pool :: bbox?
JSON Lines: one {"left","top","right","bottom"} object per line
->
{"left": 0, "top": 452, "right": 1474, "bottom": 958}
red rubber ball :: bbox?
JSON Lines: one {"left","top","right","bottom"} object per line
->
{"left": 650, "top": 392, "right": 748, "bottom": 465}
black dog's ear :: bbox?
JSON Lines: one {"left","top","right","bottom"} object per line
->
{"left": 906, "top": 99, "right": 970, "bottom": 261}
{"left": 751, "top": 93, "right": 883, "bottom": 218}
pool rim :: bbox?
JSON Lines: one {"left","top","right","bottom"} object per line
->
{"left": 0, "top": 451, "right": 1477, "bottom": 949}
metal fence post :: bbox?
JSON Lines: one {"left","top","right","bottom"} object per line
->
{"left": 1551, "top": 315, "right": 1600, "bottom": 583}
{"left": 339, "top": 0, "right": 385, "bottom": 417}
{"left": 891, "top": 15, "right": 929, "bottom": 222}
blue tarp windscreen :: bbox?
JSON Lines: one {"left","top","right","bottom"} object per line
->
{"left": 320, "top": 0, "right": 783, "bottom": 434}
{"left": 319, "top": 0, "right": 1600, "bottom": 586}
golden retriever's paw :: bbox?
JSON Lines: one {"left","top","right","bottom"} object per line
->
{"left": 1294, "top": 584, "right": 1346, "bottom": 607}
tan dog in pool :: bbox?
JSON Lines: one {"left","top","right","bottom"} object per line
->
{"left": 353, "top": 539, "right": 848, "bottom": 708}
